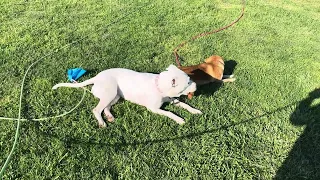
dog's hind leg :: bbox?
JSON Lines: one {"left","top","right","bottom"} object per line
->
{"left": 93, "top": 99, "right": 111, "bottom": 128}
{"left": 92, "top": 82, "right": 117, "bottom": 128}
{"left": 104, "top": 95, "right": 120, "bottom": 123}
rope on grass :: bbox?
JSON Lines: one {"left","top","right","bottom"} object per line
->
{"left": 0, "top": 57, "right": 89, "bottom": 178}
{"left": 173, "top": 0, "right": 246, "bottom": 67}
{"left": 0, "top": 88, "right": 88, "bottom": 122}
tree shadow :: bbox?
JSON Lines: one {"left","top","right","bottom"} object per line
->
{"left": 275, "top": 88, "right": 320, "bottom": 179}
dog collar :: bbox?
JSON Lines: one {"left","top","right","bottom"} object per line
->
{"left": 155, "top": 75, "right": 163, "bottom": 94}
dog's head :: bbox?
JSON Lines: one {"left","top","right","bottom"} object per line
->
{"left": 158, "top": 64, "right": 197, "bottom": 97}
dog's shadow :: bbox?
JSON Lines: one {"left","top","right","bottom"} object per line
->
{"left": 31, "top": 99, "right": 297, "bottom": 152}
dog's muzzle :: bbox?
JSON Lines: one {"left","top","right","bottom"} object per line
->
{"left": 184, "top": 81, "right": 196, "bottom": 99}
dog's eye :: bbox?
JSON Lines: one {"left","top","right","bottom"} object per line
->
{"left": 172, "top": 79, "right": 177, "bottom": 87}
{"left": 187, "top": 77, "right": 191, "bottom": 85}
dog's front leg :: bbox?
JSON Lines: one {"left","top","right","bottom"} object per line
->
{"left": 222, "top": 74, "right": 236, "bottom": 82}
{"left": 148, "top": 108, "right": 185, "bottom": 125}
{"left": 171, "top": 99, "right": 202, "bottom": 114}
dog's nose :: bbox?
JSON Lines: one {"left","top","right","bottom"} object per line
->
{"left": 188, "top": 92, "right": 194, "bottom": 99}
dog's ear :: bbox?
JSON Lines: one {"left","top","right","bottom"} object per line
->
{"left": 166, "top": 64, "right": 179, "bottom": 72}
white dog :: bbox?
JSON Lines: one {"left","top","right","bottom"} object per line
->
{"left": 52, "top": 64, "right": 202, "bottom": 127}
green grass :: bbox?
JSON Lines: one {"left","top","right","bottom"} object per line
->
{"left": 1, "top": 0, "right": 320, "bottom": 179}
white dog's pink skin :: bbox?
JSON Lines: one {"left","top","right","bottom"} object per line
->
{"left": 52, "top": 64, "right": 202, "bottom": 127}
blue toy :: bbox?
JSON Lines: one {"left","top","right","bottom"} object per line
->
{"left": 67, "top": 68, "right": 86, "bottom": 82}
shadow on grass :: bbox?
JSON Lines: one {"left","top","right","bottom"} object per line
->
{"left": 275, "top": 88, "right": 320, "bottom": 179}
{"left": 32, "top": 100, "right": 297, "bottom": 151}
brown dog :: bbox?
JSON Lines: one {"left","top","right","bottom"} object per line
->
{"left": 178, "top": 55, "right": 235, "bottom": 99}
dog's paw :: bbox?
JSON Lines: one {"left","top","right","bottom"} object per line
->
{"left": 190, "top": 109, "right": 203, "bottom": 115}
{"left": 222, "top": 78, "right": 236, "bottom": 83}
{"left": 98, "top": 122, "right": 107, "bottom": 128}
{"left": 175, "top": 117, "right": 185, "bottom": 125}
{"left": 107, "top": 116, "right": 115, "bottom": 123}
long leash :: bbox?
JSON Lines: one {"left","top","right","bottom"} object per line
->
{"left": 0, "top": 0, "right": 245, "bottom": 178}
{"left": 173, "top": 0, "right": 246, "bottom": 67}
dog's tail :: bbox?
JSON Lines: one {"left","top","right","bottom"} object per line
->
{"left": 52, "top": 77, "right": 95, "bottom": 90}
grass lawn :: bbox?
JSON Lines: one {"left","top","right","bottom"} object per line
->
{"left": 1, "top": 0, "right": 320, "bottom": 179}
